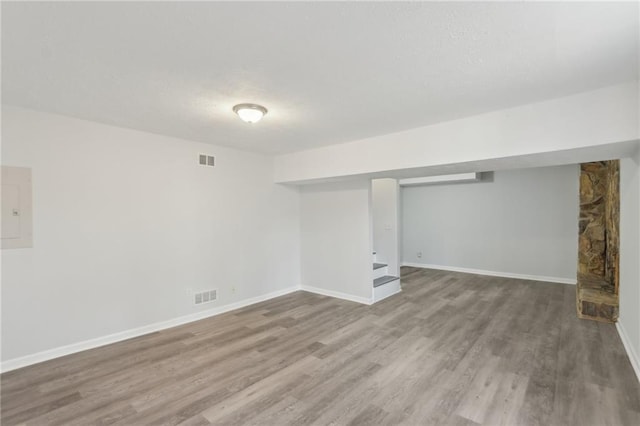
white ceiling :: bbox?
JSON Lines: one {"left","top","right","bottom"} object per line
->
{"left": 2, "top": 2, "right": 638, "bottom": 154}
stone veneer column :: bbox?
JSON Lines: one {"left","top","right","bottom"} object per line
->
{"left": 577, "top": 160, "right": 620, "bottom": 323}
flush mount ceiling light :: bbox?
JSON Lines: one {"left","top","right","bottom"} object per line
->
{"left": 232, "top": 103, "right": 268, "bottom": 123}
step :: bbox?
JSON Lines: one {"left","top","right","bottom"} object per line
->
{"left": 373, "top": 263, "right": 388, "bottom": 280}
{"left": 373, "top": 275, "right": 400, "bottom": 288}
{"left": 372, "top": 275, "right": 402, "bottom": 303}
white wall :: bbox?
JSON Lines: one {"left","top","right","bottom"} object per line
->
{"left": 402, "top": 165, "right": 579, "bottom": 282}
{"left": 1, "top": 106, "right": 301, "bottom": 365}
{"left": 275, "top": 82, "right": 639, "bottom": 183}
{"left": 619, "top": 148, "right": 640, "bottom": 379}
{"left": 372, "top": 179, "right": 400, "bottom": 276}
{"left": 300, "top": 180, "right": 372, "bottom": 303}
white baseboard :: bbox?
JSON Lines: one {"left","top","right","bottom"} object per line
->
{"left": 1, "top": 286, "right": 300, "bottom": 373}
{"left": 616, "top": 321, "right": 640, "bottom": 383}
{"left": 402, "top": 262, "right": 576, "bottom": 285}
{"left": 300, "top": 285, "right": 372, "bottom": 305}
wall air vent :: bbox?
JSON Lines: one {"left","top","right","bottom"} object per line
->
{"left": 199, "top": 155, "right": 215, "bottom": 167}
{"left": 194, "top": 289, "right": 217, "bottom": 305}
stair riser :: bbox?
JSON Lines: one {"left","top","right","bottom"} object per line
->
{"left": 373, "top": 266, "right": 388, "bottom": 280}
{"left": 373, "top": 279, "right": 401, "bottom": 303}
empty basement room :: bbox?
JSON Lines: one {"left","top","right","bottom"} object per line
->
{"left": 1, "top": 1, "right": 640, "bottom": 425}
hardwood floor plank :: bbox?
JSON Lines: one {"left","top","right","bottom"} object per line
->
{"left": 1, "top": 391, "right": 83, "bottom": 425}
{"left": 3, "top": 267, "right": 639, "bottom": 425}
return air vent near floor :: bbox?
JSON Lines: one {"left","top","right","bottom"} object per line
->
{"left": 199, "top": 154, "right": 215, "bottom": 167}
{"left": 194, "top": 289, "right": 217, "bottom": 305}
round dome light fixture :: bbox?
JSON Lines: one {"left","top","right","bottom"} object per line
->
{"left": 233, "top": 103, "right": 268, "bottom": 123}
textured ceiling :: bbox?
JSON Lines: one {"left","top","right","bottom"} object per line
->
{"left": 2, "top": 2, "right": 638, "bottom": 154}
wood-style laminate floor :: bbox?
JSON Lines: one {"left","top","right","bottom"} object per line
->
{"left": 2, "top": 267, "right": 640, "bottom": 425}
